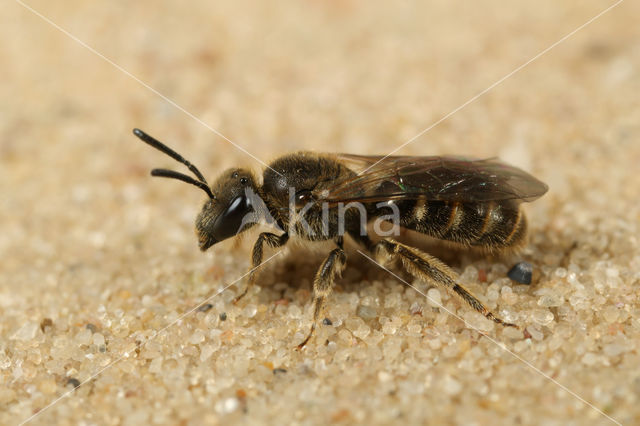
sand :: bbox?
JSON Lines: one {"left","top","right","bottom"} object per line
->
{"left": 2, "top": 1, "right": 639, "bottom": 425}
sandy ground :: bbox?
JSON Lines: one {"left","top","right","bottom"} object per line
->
{"left": 2, "top": 1, "right": 640, "bottom": 425}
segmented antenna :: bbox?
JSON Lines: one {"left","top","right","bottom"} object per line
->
{"left": 133, "top": 128, "right": 214, "bottom": 199}
{"left": 151, "top": 169, "right": 214, "bottom": 199}
{"left": 133, "top": 128, "right": 209, "bottom": 184}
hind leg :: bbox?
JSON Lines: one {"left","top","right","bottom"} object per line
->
{"left": 374, "top": 238, "right": 516, "bottom": 328}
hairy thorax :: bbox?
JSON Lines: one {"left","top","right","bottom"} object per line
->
{"left": 260, "top": 152, "right": 358, "bottom": 241}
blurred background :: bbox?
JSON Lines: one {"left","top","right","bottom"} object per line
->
{"left": 2, "top": 0, "right": 639, "bottom": 424}
{"left": 3, "top": 0, "right": 638, "bottom": 264}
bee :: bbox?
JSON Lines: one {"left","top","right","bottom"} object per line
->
{"left": 133, "top": 128, "right": 548, "bottom": 348}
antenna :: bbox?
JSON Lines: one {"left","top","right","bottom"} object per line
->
{"left": 150, "top": 169, "right": 214, "bottom": 199}
{"left": 133, "top": 128, "right": 214, "bottom": 199}
{"left": 133, "top": 128, "right": 208, "bottom": 184}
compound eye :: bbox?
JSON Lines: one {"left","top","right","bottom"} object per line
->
{"left": 221, "top": 195, "right": 247, "bottom": 224}
{"left": 210, "top": 195, "right": 252, "bottom": 242}
{"left": 295, "top": 190, "right": 314, "bottom": 208}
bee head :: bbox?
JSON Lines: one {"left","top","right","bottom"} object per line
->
{"left": 133, "top": 129, "right": 258, "bottom": 251}
{"left": 195, "top": 168, "right": 258, "bottom": 250}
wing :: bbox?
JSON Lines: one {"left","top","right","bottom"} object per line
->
{"left": 317, "top": 154, "right": 548, "bottom": 204}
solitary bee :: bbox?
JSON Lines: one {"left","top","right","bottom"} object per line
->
{"left": 133, "top": 128, "right": 548, "bottom": 348}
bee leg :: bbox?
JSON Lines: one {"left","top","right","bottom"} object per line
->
{"left": 297, "top": 245, "right": 346, "bottom": 349}
{"left": 233, "top": 232, "right": 288, "bottom": 304}
{"left": 374, "top": 238, "right": 517, "bottom": 328}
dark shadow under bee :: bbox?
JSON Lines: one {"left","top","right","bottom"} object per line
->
{"left": 134, "top": 128, "right": 548, "bottom": 348}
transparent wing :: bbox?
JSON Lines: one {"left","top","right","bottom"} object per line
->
{"left": 317, "top": 154, "right": 548, "bottom": 204}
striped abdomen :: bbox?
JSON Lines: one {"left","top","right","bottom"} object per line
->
{"left": 392, "top": 198, "right": 527, "bottom": 250}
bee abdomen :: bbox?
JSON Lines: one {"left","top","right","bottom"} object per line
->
{"left": 398, "top": 199, "right": 527, "bottom": 249}
{"left": 472, "top": 202, "right": 527, "bottom": 249}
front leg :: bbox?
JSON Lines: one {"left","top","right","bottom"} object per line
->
{"left": 297, "top": 243, "right": 346, "bottom": 349}
{"left": 233, "top": 232, "right": 288, "bottom": 303}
